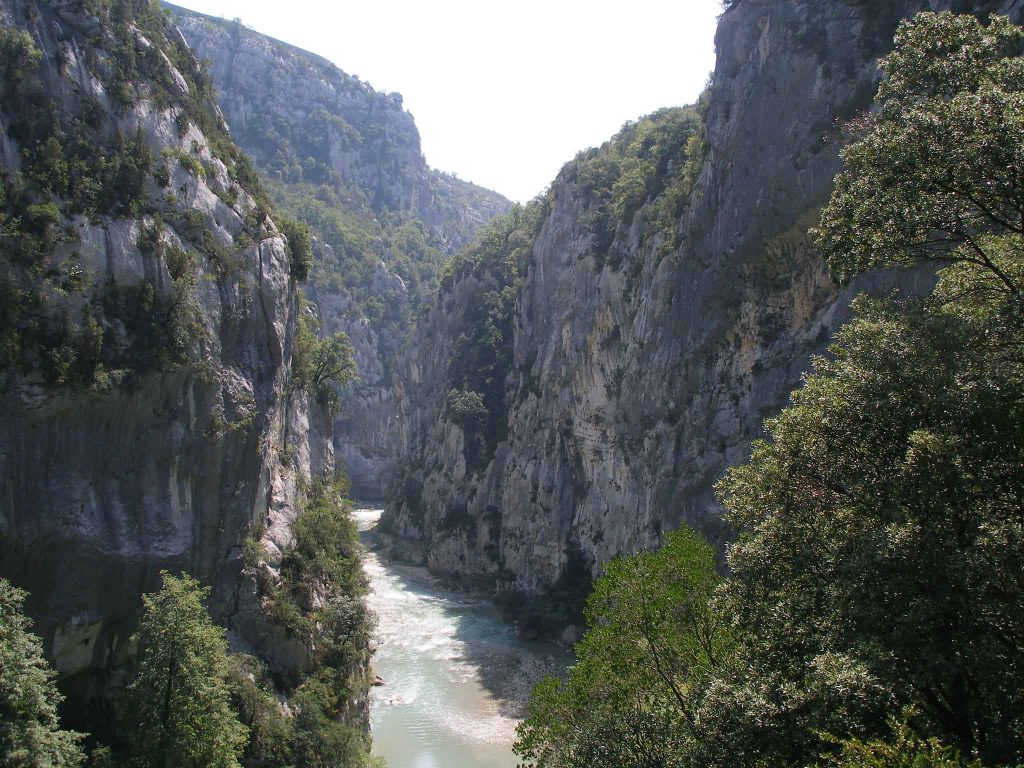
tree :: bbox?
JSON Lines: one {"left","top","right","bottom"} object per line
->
{"left": 514, "top": 528, "right": 728, "bottom": 768}
{"left": 292, "top": 297, "right": 357, "bottom": 413}
{"left": 125, "top": 572, "right": 247, "bottom": 768}
{"left": 280, "top": 217, "right": 313, "bottom": 282}
{"left": 0, "top": 578, "right": 84, "bottom": 767}
{"left": 710, "top": 286, "right": 1024, "bottom": 766}
{"left": 814, "top": 12, "right": 1024, "bottom": 295}
{"left": 702, "top": 13, "right": 1024, "bottom": 766}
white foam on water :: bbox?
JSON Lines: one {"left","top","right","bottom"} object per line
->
{"left": 356, "top": 507, "right": 564, "bottom": 767}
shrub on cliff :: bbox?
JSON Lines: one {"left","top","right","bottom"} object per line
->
{"left": 0, "top": 578, "right": 85, "bottom": 767}
{"left": 249, "top": 473, "right": 376, "bottom": 768}
{"left": 280, "top": 217, "right": 313, "bottom": 281}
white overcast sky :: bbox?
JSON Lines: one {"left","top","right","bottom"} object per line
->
{"left": 169, "top": 0, "right": 723, "bottom": 202}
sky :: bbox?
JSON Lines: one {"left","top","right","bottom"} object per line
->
{"left": 169, "top": 0, "right": 723, "bottom": 202}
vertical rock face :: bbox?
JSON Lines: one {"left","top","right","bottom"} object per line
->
{"left": 387, "top": 0, "right": 1023, "bottom": 590}
{"left": 169, "top": 5, "right": 511, "bottom": 499}
{"left": 0, "top": 0, "right": 340, "bottom": 723}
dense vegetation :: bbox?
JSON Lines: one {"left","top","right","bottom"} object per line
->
{"left": 241, "top": 472, "right": 378, "bottom": 768}
{"left": 0, "top": 483, "right": 379, "bottom": 768}
{"left": 516, "top": 12, "right": 1024, "bottom": 768}
{"left": 269, "top": 179, "right": 447, "bottom": 316}
{"left": 0, "top": 579, "right": 84, "bottom": 767}
{"left": 560, "top": 104, "right": 706, "bottom": 272}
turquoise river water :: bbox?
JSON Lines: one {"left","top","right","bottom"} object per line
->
{"left": 354, "top": 509, "right": 570, "bottom": 768}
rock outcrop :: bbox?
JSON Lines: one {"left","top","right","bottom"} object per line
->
{"left": 0, "top": 0, "right": 356, "bottom": 731}
{"left": 169, "top": 5, "right": 511, "bottom": 498}
{"left": 386, "top": 0, "right": 1024, "bottom": 591}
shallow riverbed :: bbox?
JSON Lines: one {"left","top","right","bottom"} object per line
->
{"left": 354, "top": 508, "right": 570, "bottom": 768}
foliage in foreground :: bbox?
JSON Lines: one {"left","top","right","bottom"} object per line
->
{"left": 126, "top": 573, "right": 248, "bottom": 768}
{"left": 515, "top": 528, "right": 726, "bottom": 768}
{"left": 516, "top": 11, "right": 1024, "bottom": 768}
{"left": 0, "top": 578, "right": 84, "bottom": 767}
{"left": 821, "top": 717, "right": 985, "bottom": 768}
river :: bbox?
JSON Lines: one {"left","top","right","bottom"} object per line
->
{"left": 354, "top": 508, "right": 570, "bottom": 768}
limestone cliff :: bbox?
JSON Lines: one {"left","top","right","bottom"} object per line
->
{"left": 386, "top": 0, "right": 1023, "bottom": 592}
{"left": 0, "top": 0, "right": 361, "bottom": 734}
{"left": 169, "top": 5, "right": 511, "bottom": 498}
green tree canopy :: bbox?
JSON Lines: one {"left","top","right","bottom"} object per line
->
{"left": 815, "top": 12, "right": 1024, "bottom": 295}
{"left": 126, "top": 572, "right": 247, "bottom": 768}
{"left": 514, "top": 528, "right": 728, "bottom": 768}
{"left": 0, "top": 578, "right": 84, "bottom": 768}
{"left": 292, "top": 295, "right": 358, "bottom": 413}
{"left": 711, "top": 283, "right": 1024, "bottom": 766}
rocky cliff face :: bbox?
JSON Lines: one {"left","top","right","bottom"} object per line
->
{"left": 170, "top": 5, "right": 511, "bottom": 498}
{"left": 168, "top": 5, "right": 508, "bottom": 253}
{"left": 387, "top": 0, "right": 1024, "bottom": 592}
{"left": 0, "top": 0, "right": 356, "bottom": 729}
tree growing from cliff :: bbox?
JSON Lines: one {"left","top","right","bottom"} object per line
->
{"left": 280, "top": 217, "right": 313, "bottom": 281}
{"left": 291, "top": 295, "right": 357, "bottom": 413}
{"left": 125, "top": 572, "right": 247, "bottom": 768}
{"left": 0, "top": 578, "right": 84, "bottom": 768}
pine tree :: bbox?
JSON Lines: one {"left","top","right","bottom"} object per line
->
{"left": 0, "top": 578, "right": 84, "bottom": 767}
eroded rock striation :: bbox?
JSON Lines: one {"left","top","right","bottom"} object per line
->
{"left": 0, "top": 0, "right": 361, "bottom": 731}
{"left": 386, "top": 0, "right": 1023, "bottom": 593}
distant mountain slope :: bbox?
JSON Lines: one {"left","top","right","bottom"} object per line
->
{"left": 169, "top": 4, "right": 509, "bottom": 254}
{"left": 169, "top": 5, "right": 511, "bottom": 497}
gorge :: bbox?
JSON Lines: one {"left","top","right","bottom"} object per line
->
{"left": 1, "top": 0, "right": 1023, "bottom": 767}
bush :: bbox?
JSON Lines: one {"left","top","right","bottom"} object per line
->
{"left": 445, "top": 388, "right": 488, "bottom": 426}
{"left": 279, "top": 217, "right": 312, "bottom": 281}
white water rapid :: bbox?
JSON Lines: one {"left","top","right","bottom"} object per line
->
{"left": 354, "top": 508, "right": 570, "bottom": 768}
